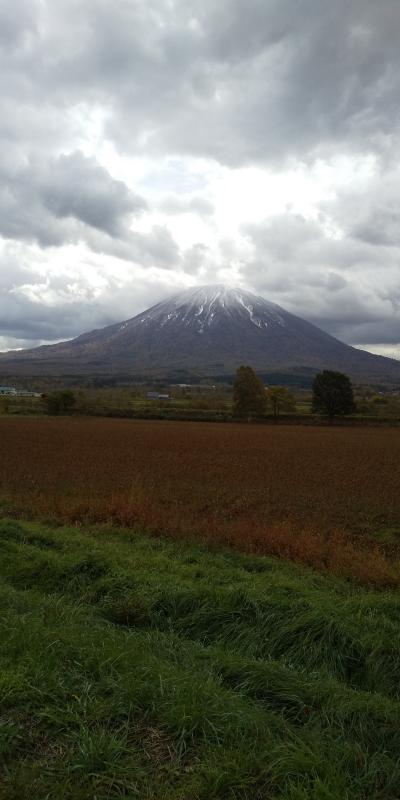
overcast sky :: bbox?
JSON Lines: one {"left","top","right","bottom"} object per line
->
{"left": 1, "top": 0, "right": 400, "bottom": 356}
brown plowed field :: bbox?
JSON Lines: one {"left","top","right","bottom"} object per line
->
{"left": 1, "top": 417, "right": 400, "bottom": 585}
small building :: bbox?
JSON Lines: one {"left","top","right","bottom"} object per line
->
{"left": 0, "top": 386, "right": 41, "bottom": 397}
{"left": 0, "top": 386, "right": 17, "bottom": 395}
{"left": 146, "top": 392, "right": 170, "bottom": 400}
{"left": 15, "top": 389, "right": 42, "bottom": 398}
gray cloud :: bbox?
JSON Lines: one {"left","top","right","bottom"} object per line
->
{"left": 0, "top": 151, "right": 146, "bottom": 246}
{"left": 83, "top": 225, "right": 181, "bottom": 270}
{"left": 181, "top": 243, "right": 210, "bottom": 274}
{"left": 0, "top": 246, "right": 176, "bottom": 345}
{"left": 159, "top": 195, "right": 214, "bottom": 217}
{"left": 39, "top": 153, "right": 145, "bottom": 236}
{"left": 241, "top": 211, "right": 400, "bottom": 345}
{"left": 0, "top": 256, "right": 41, "bottom": 292}
{"left": 2, "top": 1, "right": 399, "bottom": 167}
{"left": 101, "top": 0, "right": 400, "bottom": 166}
{"left": 1, "top": 0, "right": 400, "bottom": 352}
{"left": 326, "top": 171, "right": 400, "bottom": 248}
{"left": 0, "top": 147, "right": 184, "bottom": 273}
{"left": 0, "top": 0, "right": 38, "bottom": 49}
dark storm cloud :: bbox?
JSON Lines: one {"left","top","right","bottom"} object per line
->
{"left": 83, "top": 225, "right": 180, "bottom": 270}
{"left": 332, "top": 319, "right": 400, "bottom": 346}
{"left": 99, "top": 0, "right": 400, "bottom": 165}
{"left": 2, "top": 0, "right": 399, "bottom": 166}
{"left": 0, "top": 147, "right": 183, "bottom": 272}
{"left": 0, "top": 290, "right": 131, "bottom": 345}
{"left": 0, "top": 293, "right": 91, "bottom": 343}
{"left": 0, "top": 151, "right": 146, "bottom": 246}
{"left": 39, "top": 153, "right": 145, "bottom": 237}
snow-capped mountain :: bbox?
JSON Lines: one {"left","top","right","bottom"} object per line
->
{"left": 1, "top": 285, "right": 400, "bottom": 382}
{"left": 135, "top": 285, "right": 287, "bottom": 332}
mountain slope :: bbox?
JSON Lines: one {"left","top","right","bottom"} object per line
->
{"left": 1, "top": 284, "right": 399, "bottom": 382}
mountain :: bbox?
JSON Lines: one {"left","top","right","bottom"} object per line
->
{"left": 1, "top": 284, "right": 400, "bottom": 384}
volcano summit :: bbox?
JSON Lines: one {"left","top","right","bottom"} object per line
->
{"left": 1, "top": 285, "right": 399, "bottom": 383}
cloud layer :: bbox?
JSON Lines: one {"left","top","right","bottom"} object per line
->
{"left": 1, "top": 0, "right": 400, "bottom": 356}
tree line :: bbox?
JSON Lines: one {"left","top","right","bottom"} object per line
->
{"left": 38, "top": 368, "right": 357, "bottom": 421}
{"left": 233, "top": 365, "right": 355, "bottom": 420}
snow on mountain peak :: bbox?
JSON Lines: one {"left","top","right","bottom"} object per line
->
{"left": 137, "top": 284, "right": 286, "bottom": 333}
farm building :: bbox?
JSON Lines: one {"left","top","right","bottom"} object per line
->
{"left": 0, "top": 386, "right": 17, "bottom": 395}
{"left": 0, "top": 386, "right": 41, "bottom": 397}
{"left": 146, "top": 392, "right": 170, "bottom": 400}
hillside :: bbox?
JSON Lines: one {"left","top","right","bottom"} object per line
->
{"left": 1, "top": 285, "right": 400, "bottom": 384}
{"left": 1, "top": 518, "right": 400, "bottom": 799}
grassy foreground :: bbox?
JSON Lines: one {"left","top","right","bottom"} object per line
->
{"left": 1, "top": 519, "right": 400, "bottom": 799}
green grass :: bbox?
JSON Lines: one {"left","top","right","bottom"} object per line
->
{"left": 1, "top": 519, "right": 400, "bottom": 799}
{"left": 372, "top": 526, "right": 400, "bottom": 544}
